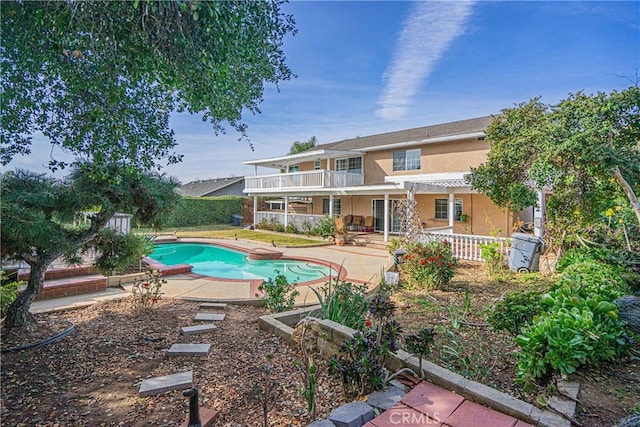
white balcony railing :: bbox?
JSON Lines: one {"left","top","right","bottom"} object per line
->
{"left": 245, "top": 170, "right": 364, "bottom": 191}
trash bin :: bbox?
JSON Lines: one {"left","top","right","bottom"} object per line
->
{"left": 231, "top": 214, "right": 243, "bottom": 226}
{"left": 509, "top": 232, "right": 544, "bottom": 273}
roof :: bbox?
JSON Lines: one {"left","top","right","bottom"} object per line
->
{"left": 312, "top": 116, "right": 494, "bottom": 152}
{"left": 178, "top": 177, "right": 244, "bottom": 197}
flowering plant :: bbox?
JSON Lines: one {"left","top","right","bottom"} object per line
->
{"left": 131, "top": 269, "right": 165, "bottom": 313}
{"left": 399, "top": 240, "right": 457, "bottom": 289}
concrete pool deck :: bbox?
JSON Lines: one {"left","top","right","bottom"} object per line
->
{"left": 30, "top": 238, "right": 393, "bottom": 313}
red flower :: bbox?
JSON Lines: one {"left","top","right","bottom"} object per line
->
{"left": 365, "top": 319, "right": 373, "bottom": 328}
{"left": 143, "top": 282, "right": 150, "bottom": 288}
{"left": 420, "top": 259, "right": 427, "bottom": 265}
{"left": 152, "top": 297, "right": 158, "bottom": 303}
{"left": 443, "top": 239, "right": 448, "bottom": 244}
{"left": 439, "top": 262, "right": 444, "bottom": 267}
{"left": 404, "top": 254, "right": 409, "bottom": 260}
{"left": 428, "top": 257, "right": 435, "bottom": 262}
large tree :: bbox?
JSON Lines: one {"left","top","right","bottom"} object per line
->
{"left": 468, "top": 86, "right": 640, "bottom": 227}
{"left": 1, "top": 165, "right": 180, "bottom": 327}
{"left": 1, "top": 0, "right": 296, "bottom": 173}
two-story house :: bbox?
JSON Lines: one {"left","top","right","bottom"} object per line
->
{"left": 243, "top": 116, "right": 534, "bottom": 242}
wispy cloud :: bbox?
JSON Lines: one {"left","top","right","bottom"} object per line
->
{"left": 376, "top": 1, "right": 476, "bottom": 120}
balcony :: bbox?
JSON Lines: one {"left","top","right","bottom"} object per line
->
{"left": 244, "top": 170, "right": 364, "bottom": 192}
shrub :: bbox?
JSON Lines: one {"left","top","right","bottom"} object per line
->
{"left": 479, "top": 241, "right": 505, "bottom": 275}
{"left": 329, "top": 294, "right": 401, "bottom": 398}
{"left": 131, "top": 269, "right": 166, "bottom": 313}
{"left": 257, "top": 271, "right": 300, "bottom": 312}
{"left": 515, "top": 261, "right": 632, "bottom": 388}
{"left": 306, "top": 216, "right": 334, "bottom": 239}
{"left": 487, "top": 289, "right": 545, "bottom": 336}
{"left": 398, "top": 241, "right": 457, "bottom": 290}
{"left": 161, "top": 196, "right": 246, "bottom": 228}
{"left": 285, "top": 223, "right": 298, "bottom": 234}
{"left": 310, "top": 278, "right": 369, "bottom": 330}
{"left": 88, "top": 229, "right": 153, "bottom": 275}
{"left": 1, "top": 280, "right": 22, "bottom": 318}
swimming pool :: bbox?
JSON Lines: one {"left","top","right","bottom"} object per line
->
{"left": 149, "top": 243, "right": 337, "bottom": 282}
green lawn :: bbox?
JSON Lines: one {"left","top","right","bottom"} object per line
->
{"left": 135, "top": 225, "right": 329, "bottom": 247}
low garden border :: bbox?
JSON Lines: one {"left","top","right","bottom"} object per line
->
{"left": 258, "top": 306, "right": 578, "bottom": 427}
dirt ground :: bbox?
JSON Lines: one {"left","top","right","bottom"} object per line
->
{"left": 1, "top": 261, "right": 638, "bottom": 427}
{"left": 1, "top": 299, "right": 345, "bottom": 426}
{"left": 392, "top": 261, "right": 640, "bottom": 427}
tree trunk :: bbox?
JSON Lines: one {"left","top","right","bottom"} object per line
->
{"left": 4, "top": 257, "right": 52, "bottom": 328}
{"left": 613, "top": 167, "right": 640, "bottom": 226}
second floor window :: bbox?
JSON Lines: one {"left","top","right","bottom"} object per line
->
{"left": 314, "top": 160, "right": 321, "bottom": 170}
{"left": 288, "top": 165, "right": 299, "bottom": 172}
{"left": 393, "top": 149, "right": 421, "bottom": 171}
{"left": 335, "top": 157, "right": 362, "bottom": 174}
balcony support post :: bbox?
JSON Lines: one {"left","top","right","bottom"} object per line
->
{"left": 253, "top": 196, "right": 258, "bottom": 226}
{"left": 284, "top": 196, "right": 289, "bottom": 227}
{"left": 384, "top": 193, "right": 389, "bottom": 242}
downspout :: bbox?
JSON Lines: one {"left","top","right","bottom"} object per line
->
{"left": 448, "top": 192, "right": 455, "bottom": 233}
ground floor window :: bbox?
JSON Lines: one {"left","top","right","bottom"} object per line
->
{"left": 435, "top": 198, "right": 463, "bottom": 220}
{"left": 322, "top": 198, "right": 341, "bottom": 215}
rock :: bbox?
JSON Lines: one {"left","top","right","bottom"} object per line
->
{"left": 615, "top": 295, "right": 640, "bottom": 334}
{"left": 614, "top": 413, "right": 640, "bottom": 427}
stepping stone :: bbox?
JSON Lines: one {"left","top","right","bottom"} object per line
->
{"left": 181, "top": 324, "right": 217, "bottom": 335}
{"left": 167, "top": 343, "right": 211, "bottom": 356}
{"left": 329, "top": 401, "right": 374, "bottom": 427}
{"left": 367, "top": 386, "right": 405, "bottom": 411}
{"left": 194, "top": 313, "right": 225, "bottom": 321}
{"left": 139, "top": 371, "right": 192, "bottom": 397}
{"left": 200, "top": 302, "right": 227, "bottom": 309}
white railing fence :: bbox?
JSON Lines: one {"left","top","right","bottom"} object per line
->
{"left": 255, "top": 211, "right": 326, "bottom": 230}
{"left": 418, "top": 231, "right": 511, "bottom": 262}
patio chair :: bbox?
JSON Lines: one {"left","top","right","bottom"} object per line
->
{"left": 352, "top": 215, "right": 363, "bottom": 231}
{"left": 344, "top": 215, "right": 354, "bottom": 230}
{"left": 363, "top": 216, "right": 374, "bottom": 232}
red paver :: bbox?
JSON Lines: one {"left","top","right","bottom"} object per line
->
{"left": 401, "top": 382, "right": 465, "bottom": 422}
{"left": 369, "top": 404, "right": 443, "bottom": 426}
{"left": 444, "top": 400, "right": 518, "bottom": 427}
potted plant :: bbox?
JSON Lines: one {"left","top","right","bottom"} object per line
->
{"left": 333, "top": 216, "right": 347, "bottom": 246}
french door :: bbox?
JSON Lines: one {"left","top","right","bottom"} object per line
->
{"left": 372, "top": 199, "right": 401, "bottom": 233}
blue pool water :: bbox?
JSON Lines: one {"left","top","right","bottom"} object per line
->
{"left": 149, "top": 243, "right": 336, "bottom": 282}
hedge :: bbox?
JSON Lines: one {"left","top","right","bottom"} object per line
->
{"left": 162, "top": 196, "right": 246, "bottom": 227}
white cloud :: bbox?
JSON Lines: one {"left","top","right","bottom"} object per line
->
{"left": 376, "top": 1, "right": 475, "bottom": 120}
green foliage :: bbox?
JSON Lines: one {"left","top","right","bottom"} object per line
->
{"left": 0, "top": 166, "right": 178, "bottom": 327}
{"left": 131, "top": 269, "right": 166, "bottom": 314}
{"left": 86, "top": 229, "right": 153, "bottom": 275}
{"left": 487, "top": 289, "right": 545, "bottom": 336}
{"left": 468, "top": 87, "right": 640, "bottom": 226}
{"left": 405, "top": 327, "right": 436, "bottom": 376}
{"left": 257, "top": 271, "right": 300, "bottom": 313}
{"left": 1, "top": 280, "right": 22, "bottom": 318}
{"left": 288, "top": 136, "right": 318, "bottom": 155}
{"left": 305, "top": 216, "right": 335, "bottom": 239}
{"left": 515, "top": 261, "right": 631, "bottom": 387}
{"left": 398, "top": 241, "right": 457, "bottom": 290}
{"left": 1, "top": 1, "right": 296, "bottom": 172}
{"left": 329, "top": 294, "right": 402, "bottom": 398}
{"left": 161, "top": 196, "right": 245, "bottom": 228}
{"left": 310, "top": 278, "right": 369, "bottom": 330}
{"left": 479, "top": 241, "right": 505, "bottom": 276}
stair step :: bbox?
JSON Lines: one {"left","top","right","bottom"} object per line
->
{"left": 167, "top": 343, "right": 211, "bottom": 356}
{"left": 181, "top": 324, "right": 217, "bottom": 335}
{"left": 194, "top": 313, "right": 225, "bottom": 322}
{"left": 139, "top": 371, "right": 193, "bottom": 397}
{"left": 199, "top": 303, "right": 227, "bottom": 309}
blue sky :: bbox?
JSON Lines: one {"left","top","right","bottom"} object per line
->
{"left": 9, "top": 1, "right": 640, "bottom": 183}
